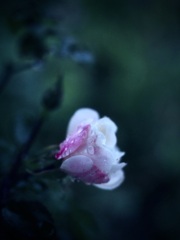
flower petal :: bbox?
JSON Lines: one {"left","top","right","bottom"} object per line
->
{"left": 55, "top": 124, "right": 90, "bottom": 160}
{"left": 94, "top": 163, "right": 125, "bottom": 190}
{"left": 91, "top": 147, "right": 114, "bottom": 174}
{"left": 67, "top": 108, "right": 99, "bottom": 135}
{"left": 60, "top": 155, "right": 93, "bottom": 175}
{"left": 57, "top": 108, "right": 126, "bottom": 190}
{"left": 95, "top": 117, "right": 117, "bottom": 148}
{"left": 114, "top": 148, "right": 125, "bottom": 163}
{"left": 78, "top": 165, "right": 109, "bottom": 184}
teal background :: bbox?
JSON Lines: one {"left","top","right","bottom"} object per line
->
{"left": 0, "top": 0, "right": 180, "bottom": 239}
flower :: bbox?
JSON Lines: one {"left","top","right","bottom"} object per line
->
{"left": 55, "top": 108, "right": 126, "bottom": 190}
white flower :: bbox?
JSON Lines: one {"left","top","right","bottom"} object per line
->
{"left": 55, "top": 108, "right": 126, "bottom": 190}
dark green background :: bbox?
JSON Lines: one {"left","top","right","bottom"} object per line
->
{"left": 0, "top": 0, "right": 180, "bottom": 239}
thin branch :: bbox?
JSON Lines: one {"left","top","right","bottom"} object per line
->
{"left": 0, "top": 111, "right": 48, "bottom": 206}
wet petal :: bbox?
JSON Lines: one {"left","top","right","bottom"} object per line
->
{"left": 94, "top": 164, "right": 125, "bottom": 190}
{"left": 55, "top": 125, "right": 90, "bottom": 160}
{"left": 56, "top": 108, "right": 126, "bottom": 190}
{"left": 91, "top": 147, "right": 114, "bottom": 174}
{"left": 95, "top": 117, "right": 117, "bottom": 148}
{"left": 78, "top": 165, "right": 109, "bottom": 184}
{"left": 67, "top": 108, "right": 99, "bottom": 135}
{"left": 61, "top": 155, "right": 93, "bottom": 175}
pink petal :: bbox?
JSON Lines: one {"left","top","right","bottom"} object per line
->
{"left": 55, "top": 125, "right": 90, "bottom": 160}
{"left": 79, "top": 165, "right": 109, "bottom": 184}
{"left": 94, "top": 163, "right": 125, "bottom": 190}
{"left": 60, "top": 155, "right": 109, "bottom": 184}
{"left": 61, "top": 155, "right": 93, "bottom": 175}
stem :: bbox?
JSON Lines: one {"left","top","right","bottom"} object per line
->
{"left": 0, "top": 110, "right": 48, "bottom": 206}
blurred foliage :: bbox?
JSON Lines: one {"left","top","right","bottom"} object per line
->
{"left": 1, "top": 200, "right": 57, "bottom": 240}
{"left": 0, "top": 0, "right": 180, "bottom": 240}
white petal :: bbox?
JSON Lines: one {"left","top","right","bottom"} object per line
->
{"left": 95, "top": 117, "right": 117, "bottom": 148}
{"left": 114, "top": 148, "right": 125, "bottom": 162}
{"left": 91, "top": 146, "right": 114, "bottom": 174}
{"left": 94, "top": 163, "right": 125, "bottom": 190}
{"left": 67, "top": 108, "right": 99, "bottom": 135}
{"left": 61, "top": 155, "right": 93, "bottom": 174}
